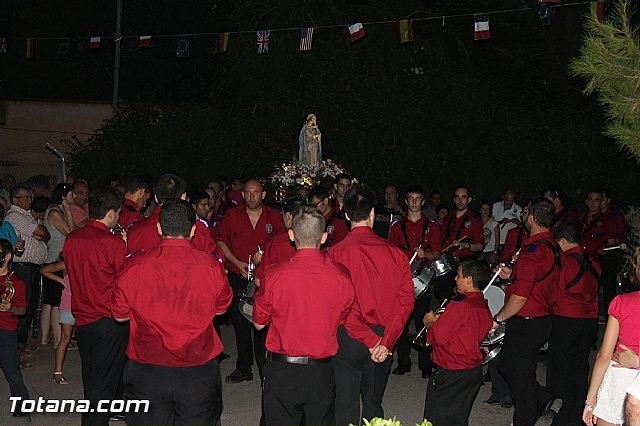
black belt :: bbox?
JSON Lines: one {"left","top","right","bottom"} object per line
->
{"left": 267, "top": 352, "right": 331, "bottom": 365}
{"left": 513, "top": 315, "right": 547, "bottom": 320}
{"left": 13, "top": 262, "right": 42, "bottom": 269}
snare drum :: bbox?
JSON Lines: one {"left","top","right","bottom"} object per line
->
{"left": 482, "top": 323, "right": 506, "bottom": 346}
{"left": 431, "top": 253, "right": 456, "bottom": 277}
{"left": 412, "top": 268, "right": 434, "bottom": 299}
{"left": 480, "top": 343, "right": 502, "bottom": 365}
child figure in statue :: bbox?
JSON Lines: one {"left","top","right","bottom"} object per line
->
{"left": 298, "top": 114, "right": 321, "bottom": 166}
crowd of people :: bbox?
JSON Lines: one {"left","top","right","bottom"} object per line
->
{"left": 0, "top": 172, "right": 639, "bottom": 426}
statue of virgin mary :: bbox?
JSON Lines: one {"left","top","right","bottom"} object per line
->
{"left": 298, "top": 114, "right": 322, "bottom": 166}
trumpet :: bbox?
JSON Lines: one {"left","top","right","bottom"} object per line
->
{"left": 409, "top": 298, "right": 449, "bottom": 347}
{"left": 2, "top": 272, "right": 16, "bottom": 304}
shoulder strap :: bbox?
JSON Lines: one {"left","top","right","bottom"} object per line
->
{"left": 565, "top": 253, "right": 601, "bottom": 290}
{"left": 533, "top": 238, "right": 562, "bottom": 282}
{"left": 399, "top": 220, "right": 410, "bottom": 250}
{"left": 515, "top": 227, "right": 524, "bottom": 252}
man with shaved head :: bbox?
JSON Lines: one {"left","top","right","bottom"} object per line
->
{"left": 217, "top": 179, "right": 285, "bottom": 383}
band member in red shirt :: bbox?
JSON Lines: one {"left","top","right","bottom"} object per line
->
{"left": 543, "top": 186, "right": 577, "bottom": 230}
{"left": 0, "top": 239, "right": 30, "bottom": 417}
{"left": 332, "top": 173, "right": 352, "bottom": 219}
{"left": 492, "top": 197, "right": 562, "bottom": 425}
{"left": 216, "top": 179, "right": 285, "bottom": 383}
{"left": 328, "top": 185, "right": 414, "bottom": 425}
{"left": 254, "top": 206, "right": 355, "bottom": 426}
{"left": 423, "top": 259, "right": 493, "bottom": 425}
{"left": 118, "top": 175, "right": 151, "bottom": 230}
{"left": 112, "top": 200, "right": 233, "bottom": 426}
{"left": 309, "top": 186, "right": 349, "bottom": 250}
{"left": 548, "top": 221, "right": 600, "bottom": 426}
{"left": 63, "top": 187, "right": 128, "bottom": 426}
{"left": 437, "top": 186, "right": 484, "bottom": 301}
{"left": 389, "top": 185, "right": 441, "bottom": 377}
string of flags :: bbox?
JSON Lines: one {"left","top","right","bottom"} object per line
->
{"left": 0, "top": 1, "right": 601, "bottom": 59}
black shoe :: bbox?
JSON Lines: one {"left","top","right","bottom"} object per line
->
{"left": 109, "top": 414, "right": 126, "bottom": 421}
{"left": 216, "top": 352, "right": 230, "bottom": 363}
{"left": 392, "top": 365, "right": 410, "bottom": 375}
{"left": 225, "top": 369, "right": 253, "bottom": 383}
{"left": 483, "top": 397, "right": 503, "bottom": 406}
{"left": 501, "top": 401, "right": 513, "bottom": 408}
{"left": 13, "top": 412, "right": 30, "bottom": 418}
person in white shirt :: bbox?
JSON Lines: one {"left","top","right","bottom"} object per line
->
{"left": 492, "top": 190, "right": 522, "bottom": 248}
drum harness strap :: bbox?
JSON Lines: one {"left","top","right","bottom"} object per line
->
{"left": 565, "top": 253, "right": 600, "bottom": 290}
{"left": 444, "top": 211, "right": 470, "bottom": 246}
{"left": 400, "top": 218, "right": 429, "bottom": 251}
{"left": 532, "top": 238, "right": 562, "bottom": 283}
{"left": 582, "top": 213, "right": 605, "bottom": 240}
{"left": 515, "top": 226, "right": 524, "bottom": 253}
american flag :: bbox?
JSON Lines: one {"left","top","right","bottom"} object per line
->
{"left": 257, "top": 30, "right": 270, "bottom": 54}
{"left": 299, "top": 27, "right": 314, "bottom": 51}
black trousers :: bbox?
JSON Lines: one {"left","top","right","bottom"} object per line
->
{"left": 547, "top": 316, "right": 597, "bottom": 426}
{"left": 598, "top": 253, "right": 617, "bottom": 316}
{"left": 488, "top": 355, "right": 511, "bottom": 403}
{"left": 423, "top": 365, "right": 482, "bottom": 426}
{"left": 395, "top": 292, "right": 432, "bottom": 373}
{"left": 12, "top": 262, "right": 41, "bottom": 348}
{"left": 0, "top": 329, "right": 30, "bottom": 415}
{"left": 333, "top": 326, "right": 392, "bottom": 426}
{"left": 263, "top": 359, "right": 335, "bottom": 426}
{"left": 123, "top": 358, "right": 222, "bottom": 426}
{"left": 76, "top": 317, "right": 129, "bottom": 426}
{"left": 228, "top": 272, "right": 267, "bottom": 376}
{"left": 498, "top": 316, "right": 553, "bottom": 426}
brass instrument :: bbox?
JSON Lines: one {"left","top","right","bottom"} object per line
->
{"left": 2, "top": 271, "right": 16, "bottom": 304}
{"left": 409, "top": 298, "right": 449, "bottom": 347}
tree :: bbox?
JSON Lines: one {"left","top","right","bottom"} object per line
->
{"left": 570, "top": 0, "right": 640, "bottom": 160}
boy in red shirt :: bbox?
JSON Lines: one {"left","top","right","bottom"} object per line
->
{"left": 423, "top": 259, "right": 493, "bottom": 425}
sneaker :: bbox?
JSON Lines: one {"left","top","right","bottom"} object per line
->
{"left": 225, "top": 369, "right": 253, "bottom": 384}
{"left": 483, "top": 397, "right": 503, "bottom": 406}
{"left": 547, "top": 397, "right": 562, "bottom": 414}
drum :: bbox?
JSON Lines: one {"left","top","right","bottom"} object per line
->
{"left": 413, "top": 268, "right": 434, "bottom": 299}
{"left": 483, "top": 284, "right": 505, "bottom": 316}
{"left": 431, "top": 253, "right": 456, "bottom": 277}
{"left": 481, "top": 323, "right": 506, "bottom": 346}
{"left": 238, "top": 280, "right": 257, "bottom": 323}
{"left": 480, "top": 343, "right": 502, "bottom": 365}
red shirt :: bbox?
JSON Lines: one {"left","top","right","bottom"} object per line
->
{"left": 603, "top": 207, "right": 626, "bottom": 243}
{"left": 609, "top": 292, "right": 640, "bottom": 357}
{"left": 427, "top": 292, "right": 492, "bottom": 370}
{"left": 217, "top": 205, "right": 285, "bottom": 275}
{"left": 127, "top": 206, "right": 220, "bottom": 257}
{"left": 253, "top": 249, "right": 355, "bottom": 359}
{"left": 0, "top": 272, "right": 26, "bottom": 331}
{"left": 552, "top": 208, "right": 578, "bottom": 230}
{"left": 389, "top": 214, "right": 441, "bottom": 259}
{"left": 327, "top": 226, "right": 414, "bottom": 349}
{"left": 579, "top": 212, "right": 615, "bottom": 255}
{"left": 555, "top": 246, "right": 600, "bottom": 319}
{"left": 505, "top": 231, "right": 560, "bottom": 317}
{"left": 63, "top": 220, "right": 127, "bottom": 326}
{"left": 112, "top": 239, "right": 233, "bottom": 366}
{"left": 500, "top": 226, "right": 528, "bottom": 263}
{"left": 441, "top": 211, "right": 484, "bottom": 258}
{"left": 119, "top": 199, "right": 143, "bottom": 230}
{"left": 255, "top": 231, "right": 296, "bottom": 282}
{"left": 323, "top": 210, "right": 349, "bottom": 251}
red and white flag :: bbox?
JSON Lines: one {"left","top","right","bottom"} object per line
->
{"left": 474, "top": 16, "right": 490, "bottom": 41}
{"left": 348, "top": 23, "right": 365, "bottom": 43}
{"left": 139, "top": 36, "right": 151, "bottom": 48}
{"left": 89, "top": 37, "right": 101, "bottom": 49}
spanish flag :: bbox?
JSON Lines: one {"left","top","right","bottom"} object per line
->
{"left": 474, "top": 15, "right": 490, "bottom": 41}
{"left": 397, "top": 20, "right": 414, "bottom": 44}
{"left": 216, "top": 32, "right": 229, "bottom": 54}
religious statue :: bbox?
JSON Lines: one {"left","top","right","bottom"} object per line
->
{"left": 298, "top": 114, "right": 322, "bottom": 166}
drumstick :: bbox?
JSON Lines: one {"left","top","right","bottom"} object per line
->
{"left": 483, "top": 267, "right": 502, "bottom": 294}
{"left": 408, "top": 251, "right": 418, "bottom": 265}
{"left": 441, "top": 235, "right": 469, "bottom": 253}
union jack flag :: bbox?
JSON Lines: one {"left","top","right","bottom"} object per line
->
{"left": 299, "top": 27, "right": 314, "bottom": 51}
{"left": 257, "top": 30, "right": 270, "bottom": 54}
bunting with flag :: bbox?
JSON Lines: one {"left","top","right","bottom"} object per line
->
{"left": 58, "top": 40, "right": 70, "bottom": 61}
{"left": 89, "top": 37, "right": 101, "bottom": 49}
{"left": 299, "top": 27, "right": 314, "bottom": 51}
{"left": 0, "top": 38, "right": 6, "bottom": 54}
{"left": 397, "top": 20, "right": 414, "bottom": 44}
{"left": 348, "top": 23, "right": 365, "bottom": 43}
{"left": 474, "top": 15, "right": 490, "bottom": 41}
{"left": 139, "top": 36, "right": 151, "bottom": 48}
{"left": 25, "top": 38, "right": 34, "bottom": 58}
{"left": 176, "top": 36, "right": 190, "bottom": 58}
{"left": 592, "top": 0, "right": 605, "bottom": 23}
{"left": 215, "top": 33, "right": 229, "bottom": 53}
{"left": 257, "top": 30, "right": 270, "bottom": 54}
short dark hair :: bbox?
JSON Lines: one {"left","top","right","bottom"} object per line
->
{"left": 459, "top": 259, "right": 491, "bottom": 290}
{"left": 586, "top": 189, "right": 603, "bottom": 199}
{"left": 283, "top": 196, "right": 306, "bottom": 215}
{"left": 124, "top": 175, "right": 151, "bottom": 195}
{"left": 344, "top": 185, "right": 376, "bottom": 222}
{"left": 405, "top": 185, "right": 425, "bottom": 198}
{"left": 188, "top": 189, "right": 209, "bottom": 206}
{"left": 31, "top": 196, "right": 49, "bottom": 214}
{"left": 543, "top": 186, "right": 568, "bottom": 208}
{"left": 430, "top": 190, "right": 441, "bottom": 198}
{"left": 436, "top": 204, "right": 449, "bottom": 215}
{"left": 89, "top": 187, "right": 123, "bottom": 220}
{"left": 155, "top": 174, "right": 188, "bottom": 204}
{"left": 159, "top": 200, "right": 196, "bottom": 238}
{"left": 554, "top": 221, "right": 582, "bottom": 244}
{"left": 335, "top": 173, "right": 352, "bottom": 183}
{"left": 384, "top": 183, "right": 399, "bottom": 193}
{"left": 50, "top": 183, "right": 74, "bottom": 205}
{"left": 291, "top": 205, "right": 326, "bottom": 247}
{"left": 601, "top": 188, "right": 611, "bottom": 200}
{"left": 9, "top": 185, "right": 30, "bottom": 200}
{"left": 454, "top": 185, "right": 471, "bottom": 196}
{"left": 308, "top": 185, "right": 331, "bottom": 202}
{"left": 0, "top": 238, "right": 14, "bottom": 268}
{"left": 528, "top": 197, "right": 555, "bottom": 229}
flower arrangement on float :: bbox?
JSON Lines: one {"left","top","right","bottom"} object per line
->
{"left": 269, "top": 159, "right": 347, "bottom": 188}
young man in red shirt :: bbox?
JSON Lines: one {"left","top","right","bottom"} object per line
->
{"left": 63, "top": 187, "right": 128, "bottom": 426}
{"left": 112, "top": 200, "right": 233, "bottom": 425}
{"left": 309, "top": 186, "right": 349, "bottom": 250}
{"left": 0, "top": 239, "right": 30, "bottom": 417}
{"left": 422, "top": 259, "right": 493, "bottom": 425}
{"left": 328, "top": 185, "right": 414, "bottom": 425}
{"left": 118, "top": 175, "right": 151, "bottom": 230}
{"left": 253, "top": 205, "right": 355, "bottom": 425}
